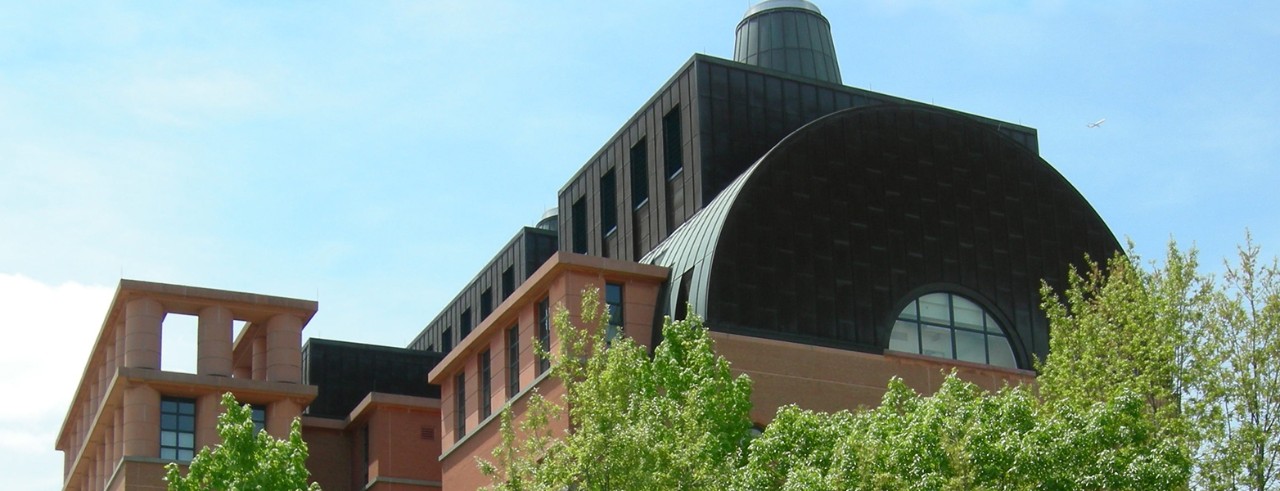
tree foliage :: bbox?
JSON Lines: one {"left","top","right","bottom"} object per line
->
{"left": 1192, "top": 236, "right": 1280, "bottom": 491}
{"left": 738, "top": 377, "right": 1190, "bottom": 490}
{"left": 480, "top": 286, "right": 754, "bottom": 490}
{"left": 165, "top": 393, "right": 320, "bottom": 491}
{"left": 1036, "top": 242, "right": 1204, "bottom": 443}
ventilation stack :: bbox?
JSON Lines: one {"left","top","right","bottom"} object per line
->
{"left": 733, "top": 0, "right": 842, "bottom": 85}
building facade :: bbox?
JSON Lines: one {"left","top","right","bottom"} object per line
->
{"left": 58, "top": 1, "right": 1119, "bottom": 490}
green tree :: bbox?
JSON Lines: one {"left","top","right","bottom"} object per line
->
{"left": 165, "top": 393, "right": 320, "bottom": 491}
{"left": 737, "top": 376, "right": 1191, "bottom": 490}
{"left": 480, "top": 287, "right": 755, "bottom": 490}
{"left": 1192, "top": 236, "right": 1280, "bottom": 491}
{"left": 1036, "top": 243, "right": 1205, "bottom": 441}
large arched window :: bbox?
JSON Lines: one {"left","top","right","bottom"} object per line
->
{"left": 888, "top": 292, "right": 1017, "bottom": 369}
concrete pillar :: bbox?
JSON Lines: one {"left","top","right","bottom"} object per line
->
{"left": 94, "top": 439, "right": 106, "bottom": 491}
{"left": 197, "top": 306, "right": 234, "bottom": 376}
{"left": 122, "top": 384, "right": 160, "bottom": 457}
{"left": 266, "top": 314, "right": 302, "bottom": 383}
{"left": 103, "top": 341, "right": 116, "bottom": 386}
{"left": 251, "top": 335, "right": 266, "bottom": 380}
{"left": 266, "top": 399, "right": 301, "bottom": 438}
{"left": 195, "top": 393, "right": 223, "bottom": 452}
{"left": 124, "top": 298, "right": 164, "bottom": 370}
{"left": 113, "top": 409, "right": 123, "bottom": 471}
{"left": 103, "top": 421, "right": 115, "bottom": 486}
{"left": 114, "top": 320, "right": 126, "bottom": 370}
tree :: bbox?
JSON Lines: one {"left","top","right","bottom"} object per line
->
{"left": 1193, "top": 236, "right": 1280, "bottom": 491}
{"left": 1036, "top": 242, "right": 1204, "bottom": 442}
{"left": 480, "top": 286, "right": 755, "bottom": 490}
{"left": 165, "top": 393, "right": 320, "bottom": 491}
{"left": 737, "top": 376, "right": 1191, "bottom": 490}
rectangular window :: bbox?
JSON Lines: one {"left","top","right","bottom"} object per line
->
{"left": 630, "top": 138, "right": 648, "bottom": 208}
{"left": 160, "top": 397, "right": 196, "bottom": 462}
{"left": 572, "top": 197, "right": 587, "bottom": 254}
{"left": 479, "top": 349, "right": 492, "bottom": 419}
{"left": 454, "top": 372, "right": 466, "bottom": 437}
{"left": 537, "top": 298, "right": 551, "bottom": 375}
{"left": 461, "top": 309, "right": 473, "bottom": 338}
{"left": 605, "top": 283, "right": 624, "bottom": 343}
{"left": 506, "top": 324, "right": 520, "bottom": 398}
{"left": 501, "top": 267, "right": 515, "bottom": 300}
{"left": 663, "top": 106, "right": 683, "bottom": 179}
{"left": 251, "top": 405, "right": 266, "bottom": 434}
{"left": 442, "top": 327, "right": 453, "bottom": 353}
{"left": 600, "top": 169, "right": 618, "bottom": 237}
{"left": 481, "top": 288, "right": 494, "bottom": 320}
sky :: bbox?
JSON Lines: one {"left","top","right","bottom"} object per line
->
{"left": 2, "top": 1, "right": 1277, "bottom": 489}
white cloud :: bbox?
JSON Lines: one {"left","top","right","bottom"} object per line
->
{"left": 0, "top": 274, "right": 111, "bottom": 448}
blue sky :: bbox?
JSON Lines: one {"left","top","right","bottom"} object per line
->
{"left": 2, "top": 1, "right": 1277, "bottom": 489}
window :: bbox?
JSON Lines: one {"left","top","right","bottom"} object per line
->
{"left": 600, "top": 169, "right": 618, "bottom": 238}
{"left": 251, "top": 405, "right": 266, "bottom": 434}
{"left": 461, "top": 309, "right": 473, "bottom": 338}
{"left": 160, "top": 397, "right": 196, "bottom": 461}
{"left": 536, "top": 298, "right": 551, "bottom": 375}
{"left": 481, "top": 288, "right": 493, "bottom": 320}
{"left": 605, "top": 283, "right": 623, "bottom": 343}
{"left": 663, "top": 106, "right": 683, "bottom": 179}
{"left": 454, "top": 372, "right": 466, "bottom": 437}
{"left": 506, "top": 325, "right": 520, "bottom": 398}
{"left": 631, "top": 138, "right": 648, "bottom": 208}
{"left": 888, "top": 292, "right": 1017, "bottom": 369}
{"left": 572, "top": 197, "right": 587, "bottom": 254}
{"left": 501, "top": 267, "right": 515, "bottom": 300}
{"left": 442, "top": 327, "right": 453, "bottom": 353}
{"left": 479, "top": 350, "right": 492, "bottom": 418}
{"left": 675, "top": 268, "right": 694, "bottom": 321}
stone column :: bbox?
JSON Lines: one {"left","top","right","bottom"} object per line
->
{"left": 252, "top": 335, "right": 266, "bottom": 380}
{"left": 124, "top": 298, "right": 164, "bottom": 369}
{"left": 122, "top": 384, "right": 160, "bottom": 457}
{"left": 114, "top": 320, "right": 126, "bottom": 371}
{"left": 197, "top": 306, "right": 234, "bottom": 376}
{"left": 195, "top": 393, "right": 223, "bottom": 452}
{"left": 265, "top": 314, "right": 302, "bottom": 383}
{"left": 266, "top": 399, "right": 301, "bottom": 438}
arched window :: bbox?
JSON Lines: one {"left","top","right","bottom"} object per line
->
{"left": 888, "top": 292, "right": 1017, "bottom": 369}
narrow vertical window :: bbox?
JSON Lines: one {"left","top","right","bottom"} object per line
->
{"left": 572, "top": 197, "right": 588, "bottom": 254}
{"left": 537, "top": 298, "right": 551, "bottom": 375}
{"left": 479, "top": 349, "right": 492, "bottom": 419}
{"left": 675, "top": 267, "right": 694, "bottom": 321}
{"left": 454, "top": 372, "right": 466, "bottom": 437}
{"left": 605, "top": 283, "right": 624, "bottom": 343}
{"left": 506, "top": 325, "right": 520, "bottom": 398}
{"left": 600, "top": 169, "right": 618, "bottom": 237}
{"left": 631, "top": 138, "right": 649, "bottom": 208}
{"left": 460, "top": 309, "right": 473, "bottom": 338}
{"left": 663, "top": 106, "right": 683, "bottom": 179}
{"left": 481, "top": 288, "right": 493, "bottom": 320}
{"left": 501, "top": 266, "right": 515, "bottom": 300}
{"left": 361, "top": 425, "right": 370, "bottom": 485}
{"left": 251, "top": 405, "right": 266, "bottom": 434}
{"left": 442, "top": 327, "right": 453, "bottom": 353}
{"left": 160, "top": 397, "right": 196, "bottom": 462}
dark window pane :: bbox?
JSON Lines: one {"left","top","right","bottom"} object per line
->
{"left": 631, "top": 138, "right": 649, "bottom": 208}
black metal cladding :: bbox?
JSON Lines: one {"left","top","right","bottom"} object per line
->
{"left": 558, "top": 55, "right": 1038, "bottom": 264}
{"left": 407, "top": 226, "right": 557, "bottom": 352}
{"left": 701, "top": 105, "right": 1120, "bottom": 368}
{"left": 302, "top": 338, "right": 445, "bottom": 419}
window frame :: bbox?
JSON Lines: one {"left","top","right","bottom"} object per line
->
{"left": 160, "top": 397, "right": 196, "bottom": 462}
{"left": 887, "top": 292, "right": 1017, "bottom": 369}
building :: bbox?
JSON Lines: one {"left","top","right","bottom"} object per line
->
{"left": 57, "top": 1, "right": 1119, "bottom": 490}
